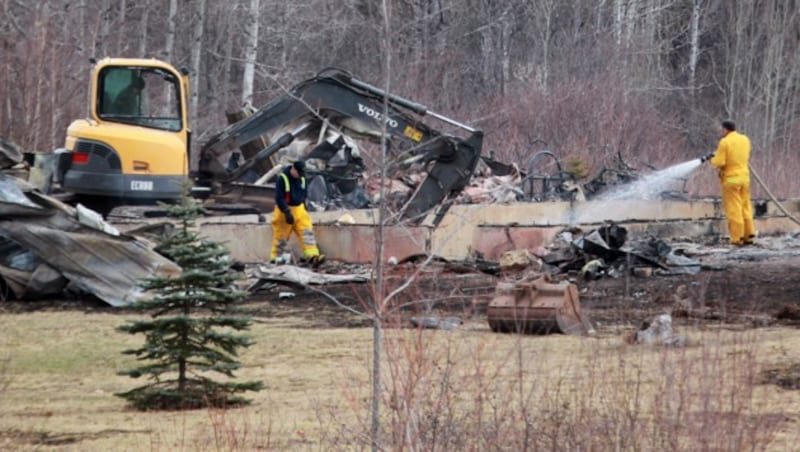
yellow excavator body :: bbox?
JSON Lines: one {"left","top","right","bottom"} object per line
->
{"left": 56, "top": 58, "right": 190, "bottom": 202}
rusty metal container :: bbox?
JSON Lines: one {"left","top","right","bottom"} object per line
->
{"left": 487, "top": 276, "right": 594, "bottom": 335}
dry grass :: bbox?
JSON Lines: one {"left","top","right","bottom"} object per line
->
{"left": 1, "top": 311, "right": 799, "bottom": 450}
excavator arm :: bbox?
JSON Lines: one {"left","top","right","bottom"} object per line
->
{"left": 197, "top": 68, "right": 483, "bottom": 222}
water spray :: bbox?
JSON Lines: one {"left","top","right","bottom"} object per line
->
{"left": 568, "top": 158, "right": 705, "bottom": 225}
{"left": 596, "top": 158, "right": 703, "bottom": 202}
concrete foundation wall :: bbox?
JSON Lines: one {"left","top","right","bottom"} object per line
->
{"left": 110, "top": 199, "right": 800, "bottom": 264}
{"left": 314, "top": 225, "right": 428, "bottom": 263}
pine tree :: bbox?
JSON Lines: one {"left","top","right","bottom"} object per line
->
{"left": 116, "top": 197, "right": 263, "bottom": 410}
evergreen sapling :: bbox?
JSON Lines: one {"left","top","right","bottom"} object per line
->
{"left": 116, "top": 197, "right": 263, "bottom": 410}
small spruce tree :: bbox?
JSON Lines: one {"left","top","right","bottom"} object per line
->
{"left": 116, "top": 196, "right": 263, "bottom": 410}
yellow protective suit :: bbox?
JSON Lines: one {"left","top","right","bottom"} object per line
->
{"left": 270, "top": 203, "right": 320, "bottom": 261}
{"left": 709, "top": 130, "right": 755, "bottom": 244}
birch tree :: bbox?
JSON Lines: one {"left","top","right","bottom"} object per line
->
{"left": 28, "top": 2, "right": 48, "bottom": 151}
{"left": 96, "top": 0, "right": 111, "bottom": 57}
{"left": 189, "top": 0, "right": 206, "bottom": 126}
{"left": 138, "top": 0, "right": 149, "bottom": 56}
{"left": 164, "top": 0, "right": 178, "bottom": 61}
{"left": 241, "top": 0, "right": 260, "bottom": 106}
{"left": 687, "top": 0, "right": 703, "bottom": 95}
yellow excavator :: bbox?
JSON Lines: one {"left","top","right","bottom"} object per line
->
{"left": 49, "top": 58, "right": 484, "bottom": 222}
{"left": 51, "top": 58, "right": 190, "bottom": 210}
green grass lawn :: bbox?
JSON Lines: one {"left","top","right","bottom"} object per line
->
{"left": 1, "top": 310, "right": 799, "bottom": 450}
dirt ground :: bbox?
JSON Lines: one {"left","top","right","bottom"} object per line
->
{"left": 1, "top": 235, "right": 800, "bottom": 450}
{"left": 3, "top": 236, "right": 799, "bottom": 330}
{"left": 243, "top": 236, "right": 800, "bottom": 331}
{"left": 231, "top": 239, "right": 800, "bottom": 394}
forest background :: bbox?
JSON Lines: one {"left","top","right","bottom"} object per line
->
{"left": 1, "top": 0, "right": 797, "bottom": 198}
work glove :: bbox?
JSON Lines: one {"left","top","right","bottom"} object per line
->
{"left": 700, "top": 152, "right": 714, "bottom": 163}
{"left": 283, "top": 210, "right": 294, "bottom": 225}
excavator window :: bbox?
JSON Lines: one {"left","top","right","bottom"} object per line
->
{"left": 97, "top": 66, "right": 183, "bottom": 132}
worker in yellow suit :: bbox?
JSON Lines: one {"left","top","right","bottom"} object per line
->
{"left": 270, "top": 160, "right": 325, "bottom": 265}
{"left": 701, "top": 120, "right": 755, "bottom": 245}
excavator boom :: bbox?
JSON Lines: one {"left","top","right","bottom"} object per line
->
{"left": 198, "top": 69, "right": 483, "bottom": 223}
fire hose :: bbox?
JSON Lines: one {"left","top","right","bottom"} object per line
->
{"left": 749, "top": 164, "right": 800, "bottom": 226}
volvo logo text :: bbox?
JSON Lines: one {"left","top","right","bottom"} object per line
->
{"left": 358, "top": 103, "right": 399, "bottom": 128}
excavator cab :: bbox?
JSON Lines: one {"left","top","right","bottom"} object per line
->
{"left": 53, "top": 58, "right": 190, "bottom": 209}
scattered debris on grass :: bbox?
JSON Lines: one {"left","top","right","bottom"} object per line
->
{"left": 409, "top": 316, "right": 463, "bottom": 330}
{"left": 624, "top": 314, "right": 688, "bottom": 347}
{"left": 775, "top": 304, "right": 800, "bottom": 324}
{"left": 761, "top": 363, "right": 800, "bottom": 390}
{"left": 487, "top": 273, "right": 595, "bottom": 336}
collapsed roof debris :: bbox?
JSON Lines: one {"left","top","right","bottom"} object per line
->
{"left": 541, "top": 223, "right": 702, "bottom": 280}
{"left": 357, "top": 149, "right": 690, "bottom": 211}
{"left": 0, "top": 138, "right": 24, "bottom": 169}
{"left": 0, "top": 175, "right": 180, "bottom": 306}
{"left": 249, "top": 264, "right": 370, "bottom": 288}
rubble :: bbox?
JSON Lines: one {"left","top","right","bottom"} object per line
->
{"left": 196, "top": 68, "right": 485, "bottom": 223}
{"left": 346, "top": 148, "right": 663, "bottom": 210}
{"left": 498, "top": 249, "right": 541, "bottom": 271}
{"left": 774, "top": 304, "right": 800, "bottom": 323}
{"left": 248, "top": 264, "right": 370, "bottom": 289}
{"left": 409, "top": 316, "right": 462, "bottom": 330}
{"left": 541, "top": 223, "right": 702, "bottom": 280}
{"left": 459, "top": 174, "right": 524, "bottom": 204}
{"left": 0, "top": 175, "right": 180, "bottom": 306}
{"left": 3, "top": 130, "right": 798, "bottom": 329}
{"left": 625, "top": 314, "right": 688, "bottom": 347}
{"left": 0, "top": 138, "right": 24, "bottom": 169}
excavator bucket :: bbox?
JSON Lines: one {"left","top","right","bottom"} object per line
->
{"left": 487, "top": 276, "right": 594, "bottom": 335}
{"left": 402, "top": 131, "right": 483, "bottom": 223}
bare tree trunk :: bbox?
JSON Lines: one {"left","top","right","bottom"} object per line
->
{"left": 614, "top": 0, "right": 624, "bottom": 46}
{"left": 98, "top": 0, "right": 111, "bottom": 57}
{"left": 137, "top": 0, "right": 149, "bottom": 56}
{"left": 221, "top": 6, "right": 235, "bottom": 104}
{"left": 189, "top": 0, "right": 206, "bottom": 124}
{"left": 688, "top": 0, "right": 702, "bottom": 95}
{"left": 371, "top": 3, "right": 391, "bottom": 450}
{"left": 78, "top": 0, "right": 86, "bottom": 53}
{"left": 624, "top": 0, "right": 637, "bottom": 46}
{"left": 117, "top": 0, "right": 126, "bottom": 55}
{"left": 164, "top": 0, "right": 178, "bottom": 61}
{"left": 780, "top": 15, "right": 800, "bottom": 156}
{"left": 50, "top": 22, "right": 60, "bottom": 150}
{"left": 499, "top": 8, "right": 512, "bottom": 96}
{"left": 533, "top": 0, "right": 556, "bottom": 91}
{"left": 30, "top": 2, "right": 49, "bottom": 152}
{"left": 761, "top": 2, "right": 780, "bottom": 149}
{"left": 241, "top": 0, "right": 260, "bottom": 106}
{"left": 2, "top": 0, "right": 10, "bottom": 137}
{"left": 279, "top": 2, "right": 288, "bottom": 75}
{"left": 2, "top": 62, "right": 8, "bottom": 137}
{"left": 412, "top": 0, "right": 426, "bottom": 87}
{"left": 725, "top": 1, "right": 758, "bottom": 119}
